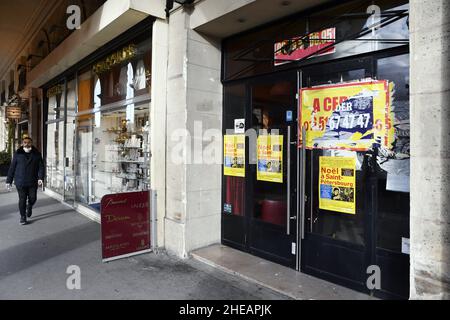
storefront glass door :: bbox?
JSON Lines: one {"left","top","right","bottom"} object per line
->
{"left": 299, "top": 52, "right": 410, "bottom": 299}
{"left": 247, "top": 72, "right": 298, "bottom": 268}
{"left": 221, "top": 72, "right": 299, "bottom": 268}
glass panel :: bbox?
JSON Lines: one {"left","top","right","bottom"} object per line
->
{"left": 75, "top": 102, "right": 150, "bottom": 211}
{"left": 47, "top": 81, "right": 65, "bottom": 120}
{"left": 223, "top": 0, "right": 408, "bottom": 82}
{"left": 223, "top": 84, "right": 246, "bottom": 216}
{"left": 223, "top": 19, "right": 306, "bottom": 81}
{"left": 73, "top": 32, "right": 152, "bottom": 211}
{"left": 75, "top": 117, "right": 93, "bottom": 205}
{"left": 46, "top": 81, "right": 65, "bottom": 195}
{"left": 46, "top": 121, "right": 65, "bottom": 194}
{"left": 65, "top": 79, "right": 77, "bottom": 201}
{"left": 304, "top": 66, "right": 371, "bottom": 246}
{"left": 251, "top": 78, "right": 295, "bottom": 226}
{"left": 301, "top": 0, "right": 408, "bottom": 63}
{"left": 376, "top": 53, "right": 410, "bottom": 252}
{"left": 307, "top": 149, "right": 366, "bottom": 245}
{"left": 92, "top": 36, "right": 152, "bottom": 106}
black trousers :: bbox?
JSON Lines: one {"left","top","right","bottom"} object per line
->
{"left": 16, "top": 186, "right": 38, "bottom": 218}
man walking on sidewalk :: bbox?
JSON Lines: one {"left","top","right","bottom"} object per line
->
{"left": 5, "top": 137, "right": 45, "bottom": 225}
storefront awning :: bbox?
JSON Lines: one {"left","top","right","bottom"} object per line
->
{"left": 190, "top": 0, "right": 332, "bottom": 38}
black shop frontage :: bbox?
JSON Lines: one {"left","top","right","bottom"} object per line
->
{"left": 221, "top": 0, "right": 410, "bottom": 299}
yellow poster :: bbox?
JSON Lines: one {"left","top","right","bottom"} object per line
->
{"left": 319, "top": 157, "right": 356, "bottom": 215}
{"left": 257, "top": 135, "right": 283, "bottom": 183}
{"left": 300, "top": 80, "right": 394, "bottom": 151}
{"left": 224, "top": 135, "right": 245, "bottom": 177}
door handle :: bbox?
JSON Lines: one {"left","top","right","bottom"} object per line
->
{"left": 287, "top": 126, "right": 291, "bottom": 235}
{"left": 301, "top": 126, "right": 307, "bottom": 240}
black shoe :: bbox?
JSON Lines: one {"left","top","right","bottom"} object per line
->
{"left": 20, "top": 216, "right": 27, "bottom": 225}
{"left": 26, "top": 206, "right": 32, "bottom": 218}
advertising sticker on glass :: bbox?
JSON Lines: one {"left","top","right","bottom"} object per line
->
{"left": 299, "top": 80, "right": 394, "bottom": 151}
{"left": 224, "top": 135, "right": 245, "bottom": 177}
{"left": 274, "top": 28, "right": 336, "bottom": 66}
{"left": 319, "top": 156, "right": 356, "bottom": 215}
{"left": 257, "top": 135, "right": 283, "bottom": 183}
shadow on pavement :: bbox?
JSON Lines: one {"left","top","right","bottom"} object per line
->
{"left": 0, "top": 198, "right": 61, "bottom": 222}
{"left": 0, "top": 222, "right": 100, "bottom": 280}
{"left": 29, "top": 209, "right": 74, "bottom": 222}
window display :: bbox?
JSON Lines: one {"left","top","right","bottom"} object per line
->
{"left": 91, "top": 103, "right": 151, "bottom": 205}
{"left": 75, "top": 102, "right": 150, "bottom": 211}
{"left": 45, "top": 30, "right": 152, "bottom": 213}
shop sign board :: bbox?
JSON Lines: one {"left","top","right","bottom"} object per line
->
{"left": 299, "top": 80, "right": 394, "bottom": 151}
{"left": 47, "top": 84, "right": 64, "bottom": 98}
{"left": 6, "top": 106, "right": 21, "bottom": 119}
{"left": 224, "top": 135, "right": 246, "bottom": 177}
{"left": 257, "top": 134, "right": 283, "bottom": 183}
{"left": 274, "top": 28, "right": 336, "bottom": 66}
{"left": 101, "top": 191, "right": 151, "bottom": 262}
{"left": 319, "top": 156, "right": 356, "bottom": 215}
{"left": 93, "top": 44, "right": 137, "bottom": 74}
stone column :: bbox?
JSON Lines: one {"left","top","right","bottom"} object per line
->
{"left": 410, "top": 0, "right": 450, "bottom": 299}
{"left": 164, "top": 7, "right": 223, "bottom": 257}
{"left": 151, "top": 18, "right": 169, "bottom": 248}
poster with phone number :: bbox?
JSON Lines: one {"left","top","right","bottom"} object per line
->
{"left": 299, "top": 80, "right": 394, "bottom": 151}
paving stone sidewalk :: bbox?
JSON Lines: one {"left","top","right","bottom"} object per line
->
{"left": 0, "top": 180, "right": 290, "bottom": 300}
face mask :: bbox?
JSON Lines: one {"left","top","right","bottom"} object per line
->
{"left": 24, "top": 147, "right": 32, "bottom": 153}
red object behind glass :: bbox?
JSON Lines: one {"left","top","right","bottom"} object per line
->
{"left": 225, "top": 176, "right": 245, "bottom": 216}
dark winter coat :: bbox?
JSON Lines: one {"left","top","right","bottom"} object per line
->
{"left": 6, "top": 147, "right": 45, "bottom": 188}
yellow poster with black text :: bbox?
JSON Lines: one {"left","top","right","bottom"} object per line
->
{"left": 257, "top": 135, "right": 283, "bottom": 183}
{"left": 224, "top": 135, "right": 245, "bottom": 177}
{"left": 319, "top": 157, "right": 356, "bottom": 214}
{"left": 300, "top": 80, "right": 394, "bottom": 151}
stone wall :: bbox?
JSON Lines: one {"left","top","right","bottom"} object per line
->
{"left": 410, "top": 0, "right": 450, "bottom": 299}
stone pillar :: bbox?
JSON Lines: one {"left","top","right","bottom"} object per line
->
{"left": 164, "top": 8, "right": 222, "bottom": 257}
{"left": 151, "top": 18, "right": 169, "bottom": 248}
{"left": 410, "top": 0, "right": 450, "bottom": 299}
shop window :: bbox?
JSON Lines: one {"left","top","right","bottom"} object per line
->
{"left": 75, "top": 101, "right": 151, "bottom": 210}
{"left": 91, "top": 38, "right": 152, "bottom": 106}
{"left": 375, "top": 53, "right": 410, "bottom": 253}
{"left": 44, "top": 30, "right": 153, "bottom": 210}
{"left": 224, "top": 20, "right": 306, "bottom": 81}
{"left": 46, "top": 120, "right": 65, "bottom": 194}
{"left": 308, "top": 0, "right": 409, "bottom": 63}
{"left": 45, "top": 81, "right": 66, "bottom": 195}
{"left": 65, "top": 79, "right": 77, "bottom": 197}
{"left": 47, "top": 82, "right": 65, "bottom": 120}
{"left": 223, "top": 0, "right": 408, "bottom": 82}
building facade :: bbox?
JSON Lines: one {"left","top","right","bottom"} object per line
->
{"left": 0, "top": 0, "right": 448, "bottom": 300}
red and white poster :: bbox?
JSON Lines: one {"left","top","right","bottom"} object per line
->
{"left": 101, "top": 191, "right": 151, "bottom": 262}
{"left": 274, "top": 28, "right": 336, "bottom": 66}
